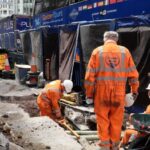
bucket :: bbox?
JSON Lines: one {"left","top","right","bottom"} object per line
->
{"left": 15, "top": 64, "right": 31, "bottom": 84}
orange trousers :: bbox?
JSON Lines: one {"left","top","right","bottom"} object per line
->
{"left": 95, "top": 85, "right": 125, "bottom": 149}
{"left": 37, "top": 95, "right": 57, "bottom": 120}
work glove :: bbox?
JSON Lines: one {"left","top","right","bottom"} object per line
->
{"left": 132, "top": 92, "right": 138, "bottom": 101}
{"left": 86, "top": 98, "right": 93, "bottom": 105}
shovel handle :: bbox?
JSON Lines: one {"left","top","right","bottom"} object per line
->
{"left": 62, "top": 122, "right": 80, "bottom": 139}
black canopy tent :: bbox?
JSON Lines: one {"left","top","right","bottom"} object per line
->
{"left": 117, "top": 26, "right": 150, "bottom": 108}
{"left": 20, "top": 29, "right": 43, "bottom": 72}
{"left": 42, "top": 27, "right": 59, "bottom": 81}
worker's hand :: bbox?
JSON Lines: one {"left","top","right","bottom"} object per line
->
{"left": 132, "top": 92, "right": 138, "bottom": 101}
{"left": 129, "top": 113, "right": 134, "bottom": 122}
{"left": 57, "top": 118, "right": 66, "bottom": 125}
{"left": 86, "top": 98, "right": 93, "bottom": 105}
{"left": 55, "top": 111, "right": 62, "bottom": 118}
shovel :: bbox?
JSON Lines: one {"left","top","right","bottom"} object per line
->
{"left": 59, "top": 121, "right": 95, "bottom": 150}
{"left": 61, "top": 121, "right": 80, "bottom": 139}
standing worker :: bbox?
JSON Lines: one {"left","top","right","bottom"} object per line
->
{"left": 37, "top": 80, "right": 73, "bottom": 121}
{"left": 84, "top": 31, "right": 139, "bottom": 150}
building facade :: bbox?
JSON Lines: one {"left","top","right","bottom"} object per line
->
{"left": 0, "top": 0, "right": 34, "bottom": 19}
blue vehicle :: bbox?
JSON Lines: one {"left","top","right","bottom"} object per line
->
{"left": 32, "top": 0, "right": 150, "bottom": 28}
{"left": 0, "top": 15, "right": 31, "bottom": 50}
{"left": 0, "top": 15, "right": 31, "bottom": 69}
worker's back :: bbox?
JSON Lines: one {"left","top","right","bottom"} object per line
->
{"left": 91, "top": 42, "right": 138, "bottom": 86}
{"left": 37, "top": 80, "right": 63, "bottom": 119}
{"left": 43, "top": 80, "right": 62, "bottom": 99}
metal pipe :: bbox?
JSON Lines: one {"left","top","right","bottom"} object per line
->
{"left": 71, "top": 135, "right": 99, "bottom": 141}
{"left": 66, "top": 130, "right": 98, "bottom": 135}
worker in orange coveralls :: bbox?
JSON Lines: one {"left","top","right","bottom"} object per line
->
{"left": 37, "top": 80, "right": 73, "bottom": 121}
{"left": 121, "top": 83, "right": 150, "bottom": 146}
{"left": 84, "top": 31, "right": 139, "bottom": 150}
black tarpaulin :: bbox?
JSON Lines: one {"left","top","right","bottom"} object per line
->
{"left": 117, "top": 27, "right": 150, "bottom": 107}
{"left": 80, "top": 24, "right": 110, "bottom": 65}
{"left": 42, "top": 27, "right": 59, "bottom": 81}
{"left": 20, "top": 31, "right": 32, "bottom": 65}
{"left": 30, "top": 30, "right": 43, "bottom": 71}
{"left": 59, "top": 26, "right": 78, "bottom": 81}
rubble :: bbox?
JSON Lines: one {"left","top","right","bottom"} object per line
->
{"left": 0, "top": 102, "right": 83, "bottom": 150}
{"left": 0, "top": 80, "right": 83, "bottom": 150}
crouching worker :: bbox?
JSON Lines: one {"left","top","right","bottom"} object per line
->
{"left": 37, "top": 80, "right": 73, "bottom": 121}
{"left": 121, "top": 83, "right": 150, "bottom": 146}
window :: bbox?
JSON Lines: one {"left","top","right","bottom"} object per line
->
{"left": 18, "top": 0, "right": 20, "bottom": 3}
{"left": 24, "top": 0, "right": 28, "bottom": 3}
{"left": 30, "top": 8, "right": 32, "bottom": 13}
{"left": 9, "top": 5, "right": 13, "bottom": 9}
{"left": 9, "top": 10, "right": 13, "bottom": 14}
{"left": 3, "top": 4, "right": 7, "bottom": 8}
{"left": 3, "top": 10, "right": 7, "bottom": 14}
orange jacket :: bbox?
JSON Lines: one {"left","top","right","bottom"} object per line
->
{"left": 39, "top": 80, "right": 63, "bottom": 114}
{"left": 85, "top": 42, "right": 139, "bottom": 98}
{"left": 144, "top": 105, "right": 150, "bottom": 114}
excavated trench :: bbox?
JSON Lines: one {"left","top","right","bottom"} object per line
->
{"left": 0, "top": 79, "right": 84, "bottom": 150}
{"left": 0, "top": 97, "right": 39, "bottom": 117}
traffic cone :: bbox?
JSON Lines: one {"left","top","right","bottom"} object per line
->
{"left": 4, "top": 54, "right": 10, "bottom": 71}
{"left": 30, "top": 53, "right": 37, "bottom": 73}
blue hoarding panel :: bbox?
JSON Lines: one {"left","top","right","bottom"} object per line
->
{"left": 16, "top": 17, "right": 31, "bottom": 31}
{"left": 32, "top": 0, "right": 150, "bottom": 28}
{"left": 9, "top": 32, "right": 15, "bottom": 50}
{"left": 4, "top": 33, "right": 10, "bottom": 49}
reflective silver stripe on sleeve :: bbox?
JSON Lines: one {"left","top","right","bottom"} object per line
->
{"left": 41, "top": 94, "right": 52, "bottom": 105}
{"left": 129, "top": 78, "right": 138, "bottom": 83}
{"left": 126, "top": 66, "right": 137, "bottom": 72}
{"left": 48, "top": 88, "right": 61, "bottom": 93}
{"left": 84, "top": 80, "right": 95, "bottom": 86}
{"left": 86, "top": 68, "right": 97, "bottom": 73}
{"left": 96, "top": 76, "right": 127, "bottom": 82}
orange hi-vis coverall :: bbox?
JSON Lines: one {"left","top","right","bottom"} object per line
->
{"left": 84, "top": 41, "right": 139, "bottom": 149}
{"left": 37, "top": 80, "right": 64, "bottom": 121}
